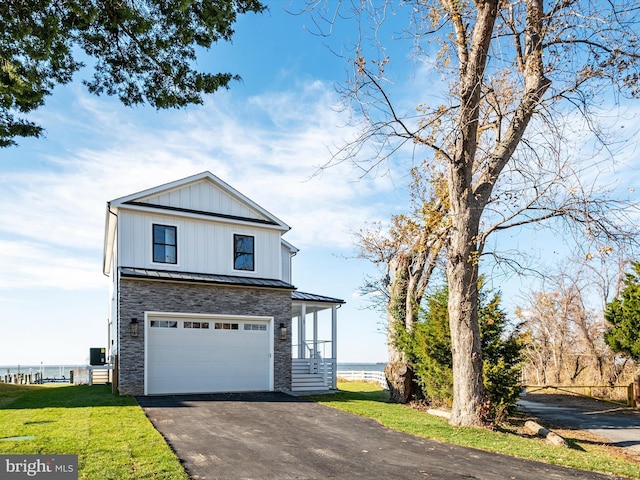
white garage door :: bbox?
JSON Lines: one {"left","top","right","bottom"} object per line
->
{"left": 145, "top": 315, "right": 273, "bottom": 395}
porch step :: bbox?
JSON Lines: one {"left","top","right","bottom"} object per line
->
{"left": 292, "top": 385, "right": 331, "bottom": 392}
{"left": 291, "top": 373, "right": 329, "bottom": 391}
{"left": 291, "top": 358, "right": 336, "bottom": 391}
{"left": 293, "top": 373, "right": 327, "bottom": 381}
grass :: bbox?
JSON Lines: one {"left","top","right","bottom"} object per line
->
{"left": 0, "top": 383, "right": 188, "bottom": 480}
{"left": 307, "top": 381, "right": 640, "bottom": 480}
{"left": 2, "top": 381, "right": 637, "bottom": 479}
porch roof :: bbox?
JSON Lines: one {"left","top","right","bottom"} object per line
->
{"left": 292, "top": 291, "right": 344, "bottom": 303}
{"left": 292, "top": 291, "right": 344, "bottom": 316}
{"left": 118, "top": 267, "right": 344, "bottom": 313}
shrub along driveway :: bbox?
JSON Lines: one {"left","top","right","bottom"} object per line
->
{"left": 138, "top": 392, "right": 626, "bottom": 480}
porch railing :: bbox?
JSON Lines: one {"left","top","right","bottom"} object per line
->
{"left": 291, "top": 356, "right": 337, "bottom": 391}
{"left": 292, "top": 340, "right": 332, "bottom": 360}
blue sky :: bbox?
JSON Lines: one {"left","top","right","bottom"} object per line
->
{"left": 1, "top": 2, "right": 638, "bottom": 367}
{"left": 0, "top": 3, "right": 413, "bottom": 365}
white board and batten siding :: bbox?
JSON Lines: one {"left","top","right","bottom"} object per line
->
{"left": 139, "top": 181, "right": 265, "bottom": 222}
{"left": 145, "top": 313, "right": 274, "bottom": 395}
{"left": 117, "top": 210, "right": 283, "bottom": 279}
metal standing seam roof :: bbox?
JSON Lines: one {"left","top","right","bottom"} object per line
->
{"left": 119, "top": 268, "right": 345, "bottom": 304}
{"left": 119, "top": 267, "right": 295, "bottom": 290}
{"left": 291, "top": 291, "right": 345, "bottom": 304}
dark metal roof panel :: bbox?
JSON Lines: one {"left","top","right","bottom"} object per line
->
{"left": 119, "top": 267, "right": 295, "bottom": 290}
{"left": 292, "top": 291, "right": 345, "bottom": 304}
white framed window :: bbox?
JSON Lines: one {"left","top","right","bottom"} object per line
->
{"left": 233, "top": 234, "right": 254, "bottom": 271}
{"left": 152, "top": 224, "right": 177, "bottom": 264}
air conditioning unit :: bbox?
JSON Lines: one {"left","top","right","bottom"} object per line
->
{"left": 89, "top": 348, "right": 106, "bottom": 366}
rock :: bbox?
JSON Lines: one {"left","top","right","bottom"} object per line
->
{"left": 524, "top": 420, "right": 569, "bottom": 447}
{"left": 427, "top": 409, "right": 451, "bottom": 419}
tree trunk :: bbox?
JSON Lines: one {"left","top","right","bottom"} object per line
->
{"left": 384, "top": 255, "right": 421, "bottom": 403}
{"left": 446, "top": 163, "right": 488, "bottom": 426}
{"left": 385, "top": 301, "right": 422, "bottom": 403}
{"left": 385, "top": 364, "right": 416, "bottom": 403}
{"left": 385, "top": 340, "right": 416, "bottom": 404}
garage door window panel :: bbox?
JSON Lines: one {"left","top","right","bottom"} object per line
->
{"left": 184, "top": 321, "right": 210, "bottom": 329}
{"left": 215, "top": 322, "right": 239, "bottom": 330}
{"left": 244, "top": 323, "right": 267, "bottom": 332}
{"left": 150, "top": 320, "right": 178, "bottom": 328}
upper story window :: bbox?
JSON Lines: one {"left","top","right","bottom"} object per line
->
{"left": 234, "top": 234, "right": 254, "bottom": 271}
{"left": 153, "top": 224, "right": 177, "bottom": 264}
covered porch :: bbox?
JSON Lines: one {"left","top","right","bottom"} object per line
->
{"left": 291, "top": 291, "right": 344, "bottom": 392}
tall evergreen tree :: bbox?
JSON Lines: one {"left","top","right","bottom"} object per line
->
{"left": 479, "top": 288, "right": 524, "bottom": 419}
{"left": 399, "top": 282, "right": 523, "bottom": 420}
{"left": 605, "top": 262, "right": 640, "bottom": 362}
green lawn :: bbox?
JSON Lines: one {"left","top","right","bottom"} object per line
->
{"left": 307, "top": 381, "right": 640, "bottom": 480}
{"left": 0, "top": 383, "right": 188, "bottom": 480}
{"left": 2, "top": 381, "right": 638, "bottom": 479}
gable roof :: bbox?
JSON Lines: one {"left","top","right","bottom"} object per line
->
{"left": 109, "top": 171, "right": 290, "bottom": 229}
{"left": 103, "top": 172, "right": 291, "bottom": 275}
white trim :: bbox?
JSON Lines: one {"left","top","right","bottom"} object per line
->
{"left": 144, "top": 311, "right": 274, "bottom": 395}
{"left": 281, "top": 238, "right": 299, "bottom": 254}
{"left": 117, "top": 202, "right": 288, "bottom": 232}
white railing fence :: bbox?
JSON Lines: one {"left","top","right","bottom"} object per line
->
{"left": 337, "top": 370, "right": 388, "bottom": 390}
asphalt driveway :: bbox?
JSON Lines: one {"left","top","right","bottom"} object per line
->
{"left": 519, "top": 397, "right": 640, "bottom": 451}
{"left": 138, "top": 392, "right": 625, "bottom": 480}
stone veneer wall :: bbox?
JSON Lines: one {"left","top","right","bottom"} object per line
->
{"left": 118, "top": 278, "right": 293, "bottom": 396}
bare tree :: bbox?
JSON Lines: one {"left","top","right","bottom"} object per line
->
{"left": 304, "top": 0, "right": 640, "bottom": 425}
{"left": 356, "top": 165, "right": 449, "bottom": 402}
{"left": 517, "top": 257, "right": 635, "bottom": 388}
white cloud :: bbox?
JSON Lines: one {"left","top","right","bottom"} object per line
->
{"left": 0, "top": 240, "right": 107, "bottom": 290}
{"left": 0, "top": 81, "right": 405, "bottom": 290}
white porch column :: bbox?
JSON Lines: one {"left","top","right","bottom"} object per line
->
{"left": 298, "top": 304, "right": 306, "bottom": 359}
{"left": 331, "top": 306, "right": 338, "bottom": 389}
{"left": 331, "top": 306, "right": 338, "bottom": 360}
{"left": 312, "top": 311, "right": 318, "bottom": 357}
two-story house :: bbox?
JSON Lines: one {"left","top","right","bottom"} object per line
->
{"left": 103, "top": 172, "right": 343, "bottom": 396}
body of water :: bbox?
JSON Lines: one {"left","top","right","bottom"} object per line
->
{"left": 0, "top": 363, "right": 385, "bottom": 382}
{"left": 337, "top": 363, "right": 386, "bottom": 372}
{"left": 0, "top": 365, "right": 82, "bottom": 381}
